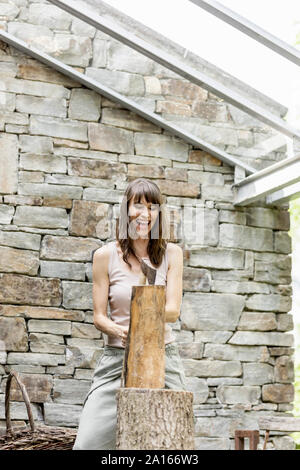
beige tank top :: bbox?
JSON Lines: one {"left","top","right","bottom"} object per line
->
{"left": 106, "top": 240, "right": 176, "bottom": 348}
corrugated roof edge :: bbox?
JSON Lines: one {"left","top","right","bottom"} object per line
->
{"left": 84, "top": 0, "right": 288, "bottom": 118}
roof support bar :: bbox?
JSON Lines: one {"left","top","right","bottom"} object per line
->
{"left": 0, "top": 30, "right": 257, "bottom": 175}
{"left": 266, "top": 182, "right": 300, "bottom": 205}
{"left": 48, "top": 0, "right": 300, "bottom": 141}
{"left": 232, "top": 154, "right": 300, "bottom": 205}
{"left": 189, "top": 0, "right": 300, "bottom": 67}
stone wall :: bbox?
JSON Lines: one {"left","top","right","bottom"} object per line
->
{"left": 0, "top": 0, "right": 295, "bottom": 450}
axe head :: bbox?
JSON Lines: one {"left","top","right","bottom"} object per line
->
{"left": 140, "top": 258, "right": 157, "bottom": 285}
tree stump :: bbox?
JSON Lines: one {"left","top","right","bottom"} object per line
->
{"left": 116, "top": 285, "right": 195, "bottom": 450}
{"left": 116, "top": 388, "right": 195, "bottom": 450}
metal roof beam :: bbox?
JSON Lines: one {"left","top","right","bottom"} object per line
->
{"left": 189, "top": 0, "right": 300, "bottom": 67}
{"left": 266, "top": 182, "right": 300, "bottom": 205}
{"left": 0, "top": 30, "right": 257, "bottom": 175}
{"left": 47, "top": 0, "right": 300, "bottom": 141}
{"left": 232, "top": 154, "right": 300, "bottom": 205}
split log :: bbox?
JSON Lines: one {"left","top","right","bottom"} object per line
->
{"left": 122, "top": 285, "right": 166, "bottom": 388}
{"left": 117, "top": 284, "right": 195, "bottom": 450}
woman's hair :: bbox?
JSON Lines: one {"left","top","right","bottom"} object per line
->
{"left": 116, "top": 178, "right": 170, "bottom": 270}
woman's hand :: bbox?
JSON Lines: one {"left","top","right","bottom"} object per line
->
{"left": 118, "top": 326, "right": 128, "bottom": 348}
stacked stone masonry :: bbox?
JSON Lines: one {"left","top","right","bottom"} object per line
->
{"left": 0, "top": 0, "right": 295, "bottom": 450}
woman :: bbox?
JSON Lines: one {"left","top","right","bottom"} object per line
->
{"left": 72, "top": 177, "right": 187, "bottom": 450}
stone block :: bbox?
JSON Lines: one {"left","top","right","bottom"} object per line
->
{"left": 69, "top": 200, "right": 110, "bottom": 238}
{"left": 274, "top": 231, "right": 292, "bottom": 254}
{"left": 228, "top": 331, "right": 294, "bottom": 347}
{"left": 7, "top": 352, "right": 65, "bottom": 366}
{"left": 219, "top": 223, "right": 273, "bottom": 251}
{"left": 83, "top": 188, "right": 124, "bottom": 203}
{"left": 183, "top": 267, "right": 211, "bottom": 292}
{"left": 0, "top": 230, "right": 41, "bottom": 250}
{"left": 254, "top": 256, "right": 291, "bottom": 284}
{"left": 0, "top": 273, "right": 61, "bottom": 306}
{"left": 238, "top": 312, "right": 277, "bottom": 331}
{"left": 185, "top": 377, "right": 209, "bottom": 404}
{"left": 16, "top": 95, "right": 66, "bottom": 117}
{"left": 274, "top": 355, "right": 294, "bottom": 383}
{"left": 101, "top": 107, "right": 159, "bottom": 133}
{"left": 86, "top": 67, "right": 144, "bottom": 95}
{"left": 62, "top": 281, "right": 93, "bottom": 310}
{"left": 1, "top": 373, "right": 52, "bottom": 403}
{"left": 68, "top": 88, "right": 101, "bottom": 121}
{"left": 0, "top": 204, "right": 14, "bottom": 223}
{"left": 28, "top": 3, "right": 72, "bottom": 30}
{"left": 189, "top": 247, "right": 244, "bottom": 269}
{"left": 194, "top": 331, "right": 232, "bottom": 343}
{"left": 88, "top": 123, "right": 134, "bottom": 153}
{"left": 181, "top": 293, "right": 244, "bottom": 330}
{"left": 0, "top": 133, "right": 18, "bottom": 193}
{"left": 45, "top": 34, "right": 92, "bottom": 67}
{"left": 246, "top": 207, "right": 290, "bottom": 230}
{"left": 19, "top": 153, "right": 66, "bottom": 173}
{"left": 28, "top": 319, "right": 71, "bottom": 335}
{"left": 40, "top": 235, "right": 101, "bottom": 262}
{"left": 0, "top": 3, "right": 19, "bottom": 20}
{"left": 54, "top": 146, "right": 118, "bottom": 162}
{"left": 71, "top": 322, "right": 101, "bottom": 339}
{"left": 0, "top": 317, "right": 28, "bottom": 351}
{"left": 29, "top": 115, "right": 87, "bottom": 141}
{"left": 262, "top": 384, "right": 294, "bottom": 403}
{"left": 71, "top": 17, "right": 96, "bottom": 38}
{"left": 182, "top": 358, "right": 242, "bottom": 377}
{"left": 277, "top": 314, "right": 293, "bottom": 332}
{"left": 161, "top": 79, "right": 207, "bottom": 102}
{"left": 18, "top": 183, "right": 82, "bottom": 200}
{"left": 68, "top": 158, "right": 125, "bottom": 180}
{"left": 52, "top": 378, "right": 90, "bottom": 404}
{"left": 0, "top": 76, "right": 69, "bottom": 98}
{"left": 91, "top": 38, "right": 107, "bottom": 67}
{"left": 44, "top": 402, "right": 82, "bottom": 427}
{"left": 216, "top": 386, "right": 261, "bottom": 405}
{"left": 156, "top": 100, "right": 191, "bottom": 116}
{"left": 19, "top": 135, "right": 53, "bottom": 154}
{"left": 13, "top": 205, "right": 68, "bottom": 229}
{"left": 245, "top": 294, "right": 292, "bottom": 312}
{"left": 243, "top": 363, "right": 274, "bottom": 385}
{"left": 40, "top": 260, "right": 86, "bottom": 281}
{"left": 107, "top": 40, "right": 154, "bottom": 75}
{"left": 17, "top": 61, "right": 80, "bottom": 88}
{"left": 0, "top": 91, "right": 15, "bottom": 111}
{"left": 0, "top": 245, "right": 39, "bottom": 275}
{"left": 134, "top": 132, "right": 189, "bottom": 161}
{"left": 204, "top": 343, "right": 269, "bottom": 362}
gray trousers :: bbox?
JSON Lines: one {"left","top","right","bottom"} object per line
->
{"left": 73, "top": 342, "right": 188, "bottom": 450}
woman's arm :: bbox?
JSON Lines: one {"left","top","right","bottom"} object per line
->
{"left": 164, "top": 243, "right": 183, "bottom": 323}
{"left": 92, "top": 246, "right": 126, "bottom": 341}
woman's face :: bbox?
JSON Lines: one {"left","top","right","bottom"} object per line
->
{"left": 128, "top": 195, "right": 160, "bottom": 239}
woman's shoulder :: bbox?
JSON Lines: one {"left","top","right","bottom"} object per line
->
{"left": 166, "top": 242, "right": 183, "bottom": 255}
{"left": 165, "top": 242, "right": 182, "bottom": 271}
{"left": 92, "top": 241, "right": 114, "bottom": 263}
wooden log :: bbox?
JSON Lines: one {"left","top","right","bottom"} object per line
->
{"left": 117, "top": 283, "right": 195, "bottom": 450}
{"left": 116, "top": 388, "right": 195, "bottom": 450}
{"left": 122, "top": 285, "right": 166, "bottom": 388}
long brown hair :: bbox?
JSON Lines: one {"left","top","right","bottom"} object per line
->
{"left": 116, "top": 178, "right": 170, "bottom": 270}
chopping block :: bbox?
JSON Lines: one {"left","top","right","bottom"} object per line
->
{"left": 115, "top": 280, "right": 195, "bottom": 450}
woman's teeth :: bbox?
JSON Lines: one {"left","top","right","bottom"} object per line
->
{"left": 137, "top": 220, "right": 149, "bottom": 226}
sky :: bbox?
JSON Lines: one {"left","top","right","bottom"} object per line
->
{"left": 103, "top": 0, "right": 300, "bottom": 126}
